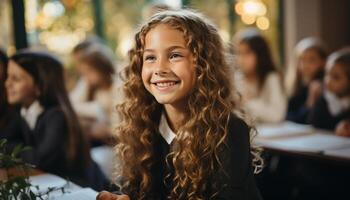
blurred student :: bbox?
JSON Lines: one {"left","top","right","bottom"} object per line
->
{"left": 5, "top": 51, "right": 108, "bottom": 190}
{"left": 71, "top": 37, "right": 103, "bottom": 70}
{"left": 236, "top": 29, "right": 286, "bottom": 123}
{"left": 309, "top": 48, "right": 350, "bottom": 132}
{"left": 287, "top": 37, "right": 327, "bottom": 123}
{"left": 0, "top": 48, "right": 15, "bottom": 136}
{"left": 0, "top": 48, "right": 9, "bottom": 125}
{"left": 70, "top": 43, "right": 118, "bottom": 145}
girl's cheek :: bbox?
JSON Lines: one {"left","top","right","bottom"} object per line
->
{"left": 141, "top": 67, "right": 151, "bottom": 88}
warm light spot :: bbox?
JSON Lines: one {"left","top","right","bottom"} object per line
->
{"left": 235, "top": 2, "right": 244, "bottom": 15}
{"left": 241, "top": 14, "right": 256, "bottom": 25}
{"left": 256, "top": 16, "right": 270, "bottom": 30}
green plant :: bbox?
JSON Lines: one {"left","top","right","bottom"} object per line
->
{"left": 0, "top": 139, "right": 67, "bottom": 200}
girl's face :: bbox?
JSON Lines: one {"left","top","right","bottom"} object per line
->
{"left": 5, "top": 60, "right": 39, "bottom": 107}
{"left": 78, "top": 62, "right": 104, "bottom": 87}
{"left": 141, "top": 24, "right": 196, "bottom": 106}
{"left": 325, "top": 63, "right": 350, "bottom": 97}
{"left": 298, "top": 49, "right": 325, "bottom": 83}
{"left": 237, "top": 42, "right": 257, "bottom": 76}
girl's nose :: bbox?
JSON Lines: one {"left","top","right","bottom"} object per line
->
{"left": 154, "top": 58, "right": 170, "bottom": 75}
{"left": 155, "top": 70, "right": 170, "bottom": 76}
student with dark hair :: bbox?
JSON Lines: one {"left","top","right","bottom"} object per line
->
{"left": 0, "top": 48, "right": 9, "bottom": 123}
{"left": 5, "top": 50, "right": 109, "bottom": 190}
{"left": 0, "top": 48, "right": 16, "bottom": 137}
{"left": 236, "top": 29, "right": 286, "bottom": 123}
{"left": 287, "top": 37, "right": 327, "bottom": 123}
{"left": 309, "top": 48, "right": 350, "bottom": 132}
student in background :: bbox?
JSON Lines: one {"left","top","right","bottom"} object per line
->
{"left": 98, "top": 9, "right": 262, "bottom": 200}
{"left": 236, "top": 29, "right": 286, "bottom": 123}
{"left": 287, "top": 37, "right": 327, "bottom": 123}
{"left": 309, "top": 48, "right": 350, "bottom": 132}
{"left": 70, "top": 43, "right": 117, "bottom": 145}
{"left": 5, "top": 51, "right": 108, "bottom": 190}
{"left": 0, "top": 48, "right": 16, "bottom": 136}
{"left": 0, "top": 48, "right": 9, "bottom": 128}
{"left": 71, "top": 37, "right": 103, "bottom": 72}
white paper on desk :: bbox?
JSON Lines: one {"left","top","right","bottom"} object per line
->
{"left": 29, "top": 173, "right": 68, "bottom": 194}
{"left": 53, "top": 188, "right": 98, "bottom": 200}
{"left": 260, "top": 133, "right": 350, "bottom": 153}
{"left": 324, "top": 147, "right": 350, "bottom": 159}
{"left": 257, "top": 121, "right": 313, "bottom": 139}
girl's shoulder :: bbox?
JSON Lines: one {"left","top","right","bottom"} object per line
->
{"left": 227, "top": 114, "right": 250, "bottom": 134}
{"left": 38, "top": 106, "right": 66, "bottom": 124}
{"left": 226, "top": 114, "right": 251, "bottom": 146}
{"left": 42, "top": 106, "right": 64, "bottom": 115}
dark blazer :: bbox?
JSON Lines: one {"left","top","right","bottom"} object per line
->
{"left": 287, "top": 73, "right": 324, "bottom": 124}
{"left": 309, "top": 93, "right": 350, "bottom": 130}
{"left": 1, "top": 106, "right": 109, "bottom": 191}
{"left": 287, "top": 84, "right": 310, "bottom": 123}
{"left": 141, "top": 115, "right": 263, "bottom": 200}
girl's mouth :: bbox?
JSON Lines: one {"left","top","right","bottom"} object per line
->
{"left": 151, "top": 80, "right": 180, "bottom": 91}
{"left": 154, "top": 81, "right": 178, "bottom": 87}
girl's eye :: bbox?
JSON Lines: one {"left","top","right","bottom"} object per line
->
{"left": 144, "top": 55, "right": 156, "bottom": 62}
{"left": 169, "top": 53, "right": 183, "bottom": 60}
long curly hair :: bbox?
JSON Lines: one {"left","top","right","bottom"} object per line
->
{"left": 115, "top": 9, "right": 261, "bottom": 200}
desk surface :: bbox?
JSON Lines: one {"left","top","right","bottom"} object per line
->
{"left": 255, "top": 121, "right": 350, "bottom": 163}
{"left": 1, "top": 168, "right": 97, "bottom": 199}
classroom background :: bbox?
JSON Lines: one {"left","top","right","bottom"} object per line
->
{"left": 1, "top": 0, "right": 350, "bottom": 199}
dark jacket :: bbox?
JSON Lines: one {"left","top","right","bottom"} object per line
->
{"left": 308, "top": 94, "right": 350, "bottom": 130}
{"left": 0, "top": 106, "right": 109, "bottom": 191}
{"left": 139, "top": 115, "right": 263, "bottom": 200}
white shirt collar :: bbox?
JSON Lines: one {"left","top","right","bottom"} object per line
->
{"left": 158, "top": 112, "right": 176, "bottom": 144}
{"left": 324, "top": 90, "right": 350, "bottom": 116}
{"left": 20, "top": 100, "right": 44, "bottom": 130}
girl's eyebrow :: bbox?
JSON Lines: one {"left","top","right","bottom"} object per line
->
{"left": 144, "top": 45, "right": 187, "bottom": 53}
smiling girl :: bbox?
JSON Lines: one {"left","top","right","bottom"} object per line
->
{"left": 98, "top": 9, "right": 262, "bottom": 200}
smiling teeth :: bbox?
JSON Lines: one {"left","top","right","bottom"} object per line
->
{"left": 156, "top": 82, "right": 176, "bottom": 87}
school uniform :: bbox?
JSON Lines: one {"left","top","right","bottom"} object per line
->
{"left": 286, "top": 84, "right": 310, "bottom": 123}
{"left": 3, "top": 101, "right": 109, "bottom": 191}
{"left": 309, "top": 91, "right": 350, "bottom": 130}
{"left": 287, "top": 73, "right": 323, "bottom": 124}
{"left": 0, "top": 107, "right": 20, "bottom": 141}
{"left": 139, "top": 113, "right": 262, "bottom": 200}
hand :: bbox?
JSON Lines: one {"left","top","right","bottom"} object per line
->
{"left": 335, "top": 120, "right": 350, "bottom": 137}
{"left": 96, "top": 191, "right": 130, "bottom": 200}
{"left": 306, "top": 81, "right": 322, "bottom": 108}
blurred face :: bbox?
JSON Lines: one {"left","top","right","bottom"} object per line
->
{"left": 78, "top": 62, "right": 104, "bottom": 87}
{"left": 325, "top": 63, "right": 350, "bottom": 97}
{"left": 298, "top": 49, "right": 325, "bottom": 83}
{"left": 141, "top": 24, "right": 196, "bottom": 106}
{"left": 5, "top": 60, "right": 39, "bottom": 107}
{"left": 237, "top": 42, "right": 257, "bottom": 76}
